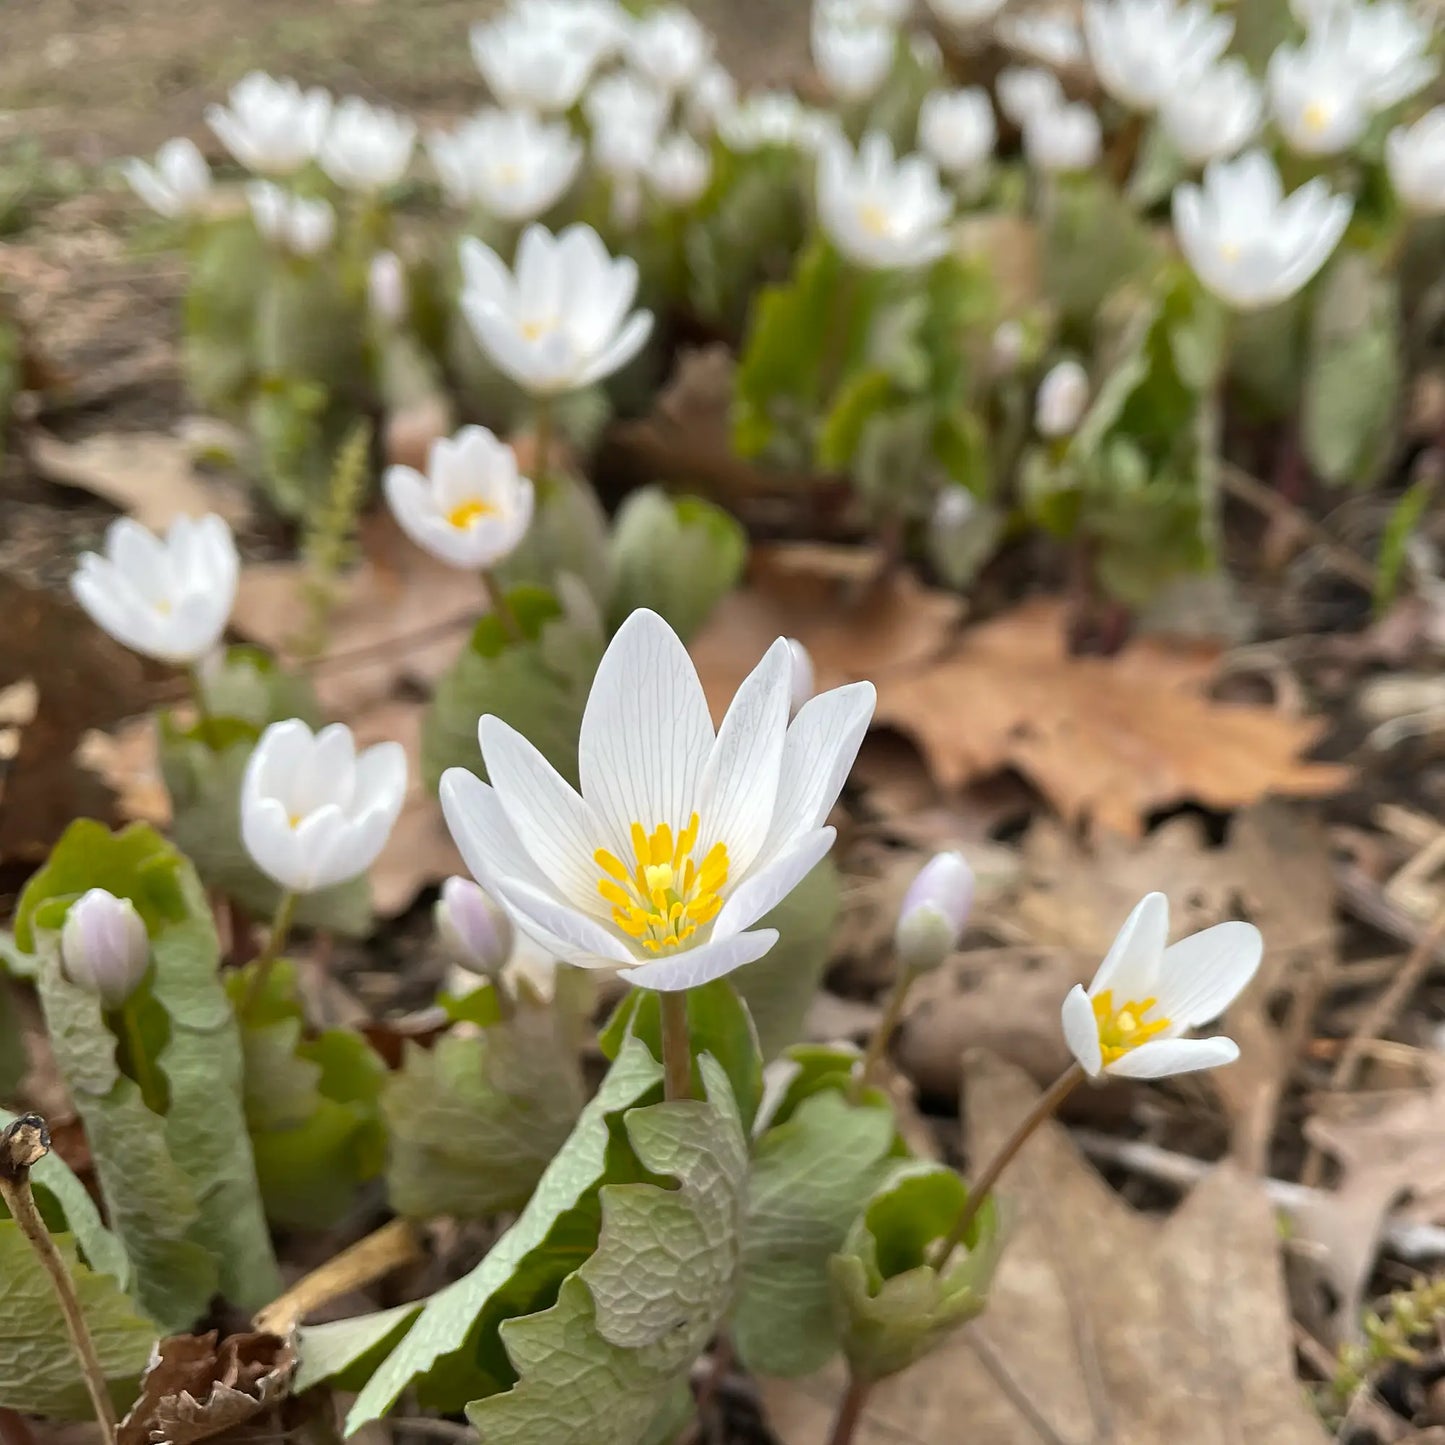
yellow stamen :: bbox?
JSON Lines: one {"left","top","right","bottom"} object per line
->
{"left": 858, "top": 201, "right": 891, "bottom": 237}
{"left": 446, "top": 497, "right": 496, "bottom": 529}
{"left": 520, "top": 317, "right": 557, "bottom": 341}
{"left": 1301, "top": 100, "right": 1330, "bottom": 135}
{"left": 1091, "top": 989, "right": 1172, "bottom": 1065}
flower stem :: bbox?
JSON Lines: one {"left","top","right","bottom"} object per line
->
{"left": 240, "top": 889, "right": 298, "bottom": 1022}
{"left": 118, "top": 999, "right": 166, "bottom": 1116}
{"left": 480, "top": 568, "right": 523, "bottom": 642}
{"left": 825, "top": 1369, "right": 871, "bottom": 1445}
{"left": 659, "top": 991, "right": 693, "bottom": 1101}
{"left": 935, "top": 1061, "right": 1085, "bottom": 1264}
{"left": 0, "top": 1116, "right": 118, "bottom": 1445}
{"left": 187, "top": 663, "right": 218, "bottom": 748}
{"left": 532, "top": 396, "right": 554, "bottom": 485}
{"left": 849, "top": 962, "right": 917, "bottom": 1103}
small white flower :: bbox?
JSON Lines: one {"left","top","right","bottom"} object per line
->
{"left": 61, "top": 889, "right": 150, "bottom": 1009}
{"left": 441, "top": 609, "right": 876, "bottom": 990}
{"left": 685, "top": 61, "right": 739, "bottom": 135}
{"left": 847, "top": 0, "right": 912, "bottom": 22}
{"left": 895, "top": 851, "right": 974, "bottom": 973}
{"left": 812, "top": 12, "right": 897, "bottom": 103}
{"left": 1345, "top": 0, "right": 1437, "bottom": 110}
{"left": 646, "top": 131, "right": 713, "bottom": 205}
{"left": 429, "top": 110, "right": 583, "bottom": 220}
{"left": 586, "top": 72, "right": 670, "bottom": 177}
{"left": 436, "top": 875, "right": 515, "bottom": 978}
{"left": 368, "top": 250, "right": 407, "bottom": 323}
{"left": 626, "top": 6, "right": 713, "bottom": 94}
{"left": 247, "top": 182, "right": 335, "bottom": 255}
{"left": 521, "top": 0, "right": 630, "bottom": 64}
{"left": 719, "top": 90, "right": 807, "bottom": 151}
{"left": 990, "top": 318, "right": 1026, "bottom": 372}
{"left": 317, "top": 96, "right": 416, "bottom": 191}
{"left": 460, "top": 223, "right": 654, "bottom": 396}
{"left": 1388, "top": 106, "right": 1445, "bottom": 215}
{"left": 471, "top": 13, "right": 599, "bottom": 112}
{"left": 784, "top": 638, "right": 814, "bottom": 716}
{"left": 1172, "top": 147, "right": 1352, "bottom": 309}
{"left": 1023, "top": 102, "right": 1102, "bottom": 173}
{"left": 995, "top": 66, "right": 1064, "bottom": 127}
{"left": 995, "top": 8, "right": 1087, "bottom": 66}
{"left": 206, "top": 72, "right": 331, "bottom": 176}
{"left": 122, "top": 138, "right": 211, "bottom": 219}
{"left": 71, "top": 514, "right": 238, "bottom": 665}
{"left": 384, "top": 426, "right": 534, "bottom": 570}
{"left": 926, "top": 0, "right": 1007, "bottom": 28}
{"left": 242, "top": 720, "right": 407, "bottom": 895}
{"left": 918, "top": 87, "right": 997, "bottom": 176}
{"left": 1035, "top": 358, "right": 1089, "bottom": 437}
{"left": 1160, "top": 57, "right": 1262, "bottom": 165}
{"left": 1083, "top": 0, "right": 1233, "bottom": 112}
{"left": 1061, "top": 891, "right": 1261, "bottom": 1080}
{"left": 817, "top": 130, "right": 954, "bottom": 270}
{"left": 1268, "top": 30, "right": 1369, "bottom": 156}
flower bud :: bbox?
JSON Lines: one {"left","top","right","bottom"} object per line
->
{"left": 368, "top": 250, "right": 407, "bottom": 324}
{"left": 785, "top": 638, "right": 814, "bottom": 716}
{"left": 60, "top": 889, "right": 150, "bottom": 1008}
{"left": 435, "top": 876, "right": 514, "bottom": 978}
{"left": 990, "top": 319, "right": 1026, "bottom": 375}
{"left": 895, "top": 851, "right": 974, "bottom": 973}
{"left": 1035, "top": 358, "right": 1089, "bottom": 438}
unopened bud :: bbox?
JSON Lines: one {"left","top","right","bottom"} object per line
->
{"left": 785, "top": 638, "right": 814, "bottom": 716}
{"left": 990, "top": 319, "right": 1026, "bottom": 374}
{"left": 1034, "top": 358, "right": 1088, "bottom": 439}
{"left": 895, "top": 851, "right": 974, "bottom": 973}
{"left": 435, "top": 875, "right": 513, "bottom": 978}
{"left": 368, "top": 250, "right": 407, "bottom": 324}
{"left": 60, "top": 889, "right": 150, "bottom": 1008}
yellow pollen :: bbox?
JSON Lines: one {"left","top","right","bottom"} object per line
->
{"left": 1091, "top": 989, "right": 1171, "bottom": 1064}
{"left": 288, "top": 812, "right": 304, "bottom": 829}
{"left": 445, "top": 497, "right": 496, "bottom": 529}
{"left": 154, "top": 598, "right": 173, "bottom": 616}
{"left": 595, "top": 812, "right": 729, "bottom": 953}
{"left": 520, "top": 317, "right": 557, "bottom": 341}
{"left": 858, "top": 201, "right": 891, "bottom": 237}
{"left": 1219, "top": 240, "right": 1241, "bottom": 263}
{"left": 1302, "top": 99, "right": 1330, "bottom": 134}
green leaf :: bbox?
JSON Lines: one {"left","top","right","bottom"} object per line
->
{"left": 1374, "top": 474, "right": 1437, "bottom": 616}
{"left": 197, "top": 645, "right": 323, "bottom": 731}
{"left": 818, "top": 368, "right": 897, "bottom": 472}
{"left": 296, "top": 1303, "right": 423, "bottom": 1394}
{"left": 495, "top": 471, "right": 614, "bottom": 605}
{"left": 182, "top": 217, "right": 264, "bottom": 413}
{"left": 0, "top": 1225, "right": 156, "bottom": 1419}
{"left": 1042, "top": 173, "right": 1155, "bottom": 324}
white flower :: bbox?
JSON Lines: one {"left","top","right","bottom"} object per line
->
{"left": 436, "top": 875, "right": 515, "bottom": 978}
{"left": 1061, "top": 891, "right": 1261, "bottom": 1080}
{"left": 1083, "top": 0, "right": 1233, "bottom": 112}
{"left": 429, "top": 110, "right": 583, "bottom": 220}
{"left": 1388, "top": 106, "right": 1445, "bottom": 215}
{"left": 719, "top": 90, "right": 808, "bottom": 151}
{"left": 1268, "top": 31, "right": 1370, "bottom": 155}
{"left": 1160, "top": 57, "right": 1262, "bottom": 165}
{"left": 247, "top": 182, "right": 335, "bottom": 255}
{"left": 384, "top": 426, "right": 534, "bottom": 570}
{"left": 646, "top": 131, "right": 713, "bottom": 205}
{"left": 895, "top": 851, "right": 974, "bottom": 973}
{"left": 926, "top": 0, "right": 1007, "bottom": 27}
{"left": 460, "top": 223, "right": 654, "bottom": 396}
{"left": 812, "top": 13, "right": 897, "bottom": 103}
{"left": 440, "top": 609, "right": 875, "bottom": 990}
{"left": 1035, "top": 359, "right": 1089, "bottom": 437}
{"left": 1023, "top": 102, "right": 1102, "bottom": 173}
{"left": 471, "top": 13, "right": 599, "bottom": 112}
{"left": 205, "top": 71, "right": 331, "bottom": 176}
{"left": 995, "top": 66, "right": 1064, "bottom": 127}
{"left": 586, "top": 73, "right": 670, "bottom": 177}
{"left": 1172, "top": 148, "right": 1351, "bottom": 310}
{"left": 1344, "top": 0, "right": 1437, "bottom": 110}
{"left": 995, "top": 8, "right": 1087, "bottom": 66}
{"left": 368, "top": 250, "right": 407, "bottom": 323}
{"left": 990, "top": 319, "right": 1026, "bottom": 372}
{"left": 521, "top": 0, "right": 630, "bottom": 63}
{"left": 626, "top": 6, "right": 713, "bottom": 94}
{"left": 784, "top": 638, "right": 814, "bottom": 715}
{"left": 817, "top": 130, "right": 954, "bottom": 270}
{"left": 686, "top": 61, "right": 739, "bottom": 134}
{"left": 122, "top": 138, "right": 211, "bottom": 219}
{"left": 71, "top": 514, "right": 238, "bottom": 665}
{"left": 317, "top": 96, "right": 416, "bottom": 191}
{"left": 918, "top": 87, "right": 997, "bottom": 176}
{"left": 242, "top": 720, "right": 407, "bottom": 895}
{"left": 61, "top": 890, "right": 150, "bottom": 1009}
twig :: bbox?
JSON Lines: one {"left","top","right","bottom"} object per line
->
{"left": 965, "top": 1330, "right": 1073, "bottom": 1445}
{"left": 1334, "top": 862, "right": 1445, "bottom": 965}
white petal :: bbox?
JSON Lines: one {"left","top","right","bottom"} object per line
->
{"left": 712, "top": 827, "right": 835, "bottom": 939}
{"left": 618, "top": 928, "right": 780, "bottom": 991}
{"left": 439, "top": 769, "right": 554, "bottom": 894}
{"left": 1088, "top": 891, "right": 1168, "bottom": 1001}
{"left": 1061, "top": 984, "right": 1103, "bottom": 1078}
{"left": 242, "top": 798, "right": 302, "bottom": 889}
{"left": 494, "top": 875, "right": 636, "bottom": 966}
{"left": 1155, "top": 922, "right": 1262, "bottom": 1027}
{"left": 1104, "top": 1035, "right": 1239, "bottom": 1079}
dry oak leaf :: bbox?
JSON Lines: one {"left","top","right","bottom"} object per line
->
{"left": 763, "top": 1053, "right": 1330, "bottom": 1445}
{"left": 873, "top": 598, "right": 1350, "bottom": 837}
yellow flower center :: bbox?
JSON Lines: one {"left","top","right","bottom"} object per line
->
{"left": 595, "top": 812, "right": 729, "bottom": 953}
{"left": 520, "top": 317, "right": 558, "bottom": 341}
{"left": 154, "top": 598, "right": 173, "bottom": 616}
{"left": 446, "top": 497, "right": 497, "bottom": 529}
{"left": 1219, "top": 240, "right": 1241, "bottom": 263}
{"left": 858, "top": 201, "right": 891, "bottom": 237}
{"left": 1302, "top": 99, "right": 1331, "bottom": 134}
{"left": 288, "top": 812, "right": 304, "bottom": 829}
{"left": 1091, "top": 989, "right": 1171, "bottom": 1064}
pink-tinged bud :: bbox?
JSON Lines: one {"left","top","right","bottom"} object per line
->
{"left": 785, "top": 638, "right": 814, "bottom": 716}
{"left": 435, "top": 876, "right": 513, "bottom": 978}
{"left": 895, "top": 851, "right": 975, "bottom": 973}
{"left": 368, "top": 250, "right": 407, "bottom": 324}
{"left": 60, "top": 888, "right": 150, "bottom": 1008}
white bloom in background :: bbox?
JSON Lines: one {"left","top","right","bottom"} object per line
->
{"left": 1083, "top": 0, "right": 1233, "bottom": 112}
{"left": 626, "top": 6, "right": 713, "bottom": 94}
{"left": 317, "top": 96, "right": 416, "bottom": 191}
{"left": 918, "top": 87, "right": 997, "bottom": 176}
{"left": 71, "top": 514, "right": 238, "bottom": 665}
{"left": 1388, "top": 106, "right": 1445, "bottom": 215}
{"left": 61, "top": 890, "right": 150, "bottom": 1009}
{"left": 812, "top": 11, "right": 897, "bottom": 103}
{"left": 242, "top": 720, "right": 407, "bottom": 895}
{"left": 586, "top": 72, "right": 670, "bottom": 178}
{"left": 1173, "top": 148, "right": 1351, "bottom": 309}
{"left": 926, "top": 0, "right": 1007, "bottom": 28}
{"left": 247, "top": 182, "right": 335, "bottom": 255}
{"left": 436, "top": 875, "right": 515, "bottom": 978}
{"left": 995, "top": 8, "right": 1086, "bottom": 66}
{"left": 460, "top": 223, "right": 653, "bottom": 395}
{"left": 1035, "top": 359, "right": 1089, "bottom": 437}
{"left": 385, "top": 426, "right": 534, "bottom": 570}
{"left": 995, "top": 66, "right": 1063, "bottom": 127}
{"left": 1268, "top": 31, "right": 1369, "bottom": 155}
{"left": 846, "top": 0, "right": 911, "bottom": 22}
{"left": 441, "top": 609, "right": 875, "bottom": 990}
{"left": 206, "top": 71, "right": 331, "bottom": 176}
{"left": 1346, "top": 0, "right": 1436, "bottom": 110}
{"left": 523, "top": 0, "right": 630, "bottom": 63}
{"left": 1290, "top": 0, "right": 1352, "bottom": 24}
{"left": 1160, "top": 57, "right": 1262, "bottom": 165}
{"left": 990, "top": 318, "right": 1026, "bottom": 372}
{"left": 368, "top": 251, "right": 407, "bottom": 323}
{"left": 430, "top": 110, "right": 583, "bottom": 220}
{"left": 719, "top": 89, "right": 809, "bottom": 151}
{"left": 817, "top": 130, "right": 954, "bottom": 270}
{"left": 1061, "top": 892, "right": 1261, "bottom": 1080}
{"left": 895, "top": 851, "right": 975, "bottom": 974}
{"left": 646, "top": 131, "right": 713, "bottom": 205}
{"left": 686, "top": 61, "right": 739, "bottom": 134}
{"left": 471, "top": 13, "right": 598, "bottom": 112}
{"left": 122, "top": 138, "right": 211, "bottom": 219}
{"left": 784, "top": 639, "right": 814, "bottom": 715}
{"left": 1023, "top": 102, "right": 1102, "bottom": 173}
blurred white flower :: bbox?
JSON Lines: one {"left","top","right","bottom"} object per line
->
{"left": 436, "top": 875, "right": 516, "bottom": 979}
{"left": 61, "top": 890, "right": 150, "bottom": 1009}
{"left": 71, "top": 514, "right": 238, "bottom": 665}
{"left": 918, "top": 87, "right": 997, "bottom": 176}
{"left": 626, "top": 6, "right": 713, "bottom": 94}
{"left": 1172, "top": 148, "right": 1352, "bottom": 309}
{"left": 1290, "top": 0, "right": 1352, "bottom": 23}
{"left": 429, "top": 109, "right": 582, "bottom": 220}
{"left": 1023, "top": 102, "right": 1102, "bottom": 173}
{"left": 1160, "top": 57, "right": 1262, "bottom": 165}
{"left": 812, "top": 11, "right": 897, "bottom": 103}
{"left": 586, "top": 72, "right": 670, "bottom": 178}
{"left": 1345, "top": 0, "right": 1437, "bottom": 110}
{"left": 1035, "top": 358, "right": 1089, "bottom": 437}
{"left": 817, "top": 130, "right": 953, "bottom": 270}
{"left": 719, "top": 90, "right": 803, "bottom": 151}
{"left": 926, "top": 0, "right": 1007, "bottom": 27}
{"left": 1060, "top": 892, "right": 1261, "bottom": 1080}
{"left": 895, "top": 851, "right": 974, "bottom": 973}
{"left": 1268, "top": 30, "right": 1370, "bottom": 155}
{"left": 385, "top": 425, "right": 534, "bottom": 570}
{"left": 995, "top": 8, "right": 1086, "bottom": 66}
{"left": 317, "top": 96, "right": 416, "bottom": 191}
{"left": 440, "top": 609, "right": 875, "bottom": 989}
{"left": 460, "top": 223, "right": 653, "bottom": 395}
{"left": 206, "top": 71, "right": 331, "bottom": 176}
{"left": 995, "top": 66, "right": 1063, "bottom": 127}
{"left": 849, "top": 0, "right": 911, "bottom": 21}
{"left": 990, "top": 318, "right": 1026, "bottom": 372}
{"left": 1388, "top": 106, "right": 1445, "bottom": 214}
{"left": 1084, "top": 0, "right": 1232, "bottom": 111}
{"left": 685, "top": 61, "right": 739, "bottom": 134}
{"left": 521, "top": 0, "right": 630, "bottom": 63}
{"left": 784, "top": 638, "right": 814, "bottom": 716}
{"left": 471, "top": 13, "right": 598, "bottom": 112}
{"left": 243, "top": 720, "right": 407, "bottom": 895}
{"left": 368, "top": 250, "right": 407, "bottom": 323}
{"left": 247, "top": 181, "right": 335, "bottom": 255}
{"left": 122, "top": 138, "right": 211, "bottom": 219}
{"left": 646, "top": 131, "right": 713, "bottom": 204}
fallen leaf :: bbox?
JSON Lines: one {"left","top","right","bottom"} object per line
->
{"left": 873, "top": 598, "right": 1350, "bottom": 837}
{"left": 76, "top": 717, "right": 172, "bottom": 829}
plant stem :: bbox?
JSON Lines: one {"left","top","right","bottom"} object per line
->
{"left": 480, "top": 569, "right": 523, "bottom": 642}
{"left": 824, "top": 1370, "right": 871, "bottom": 1445}
{"left": 240, "top": 889, "right": 298, "bottom": 1022}
{"left": 118, "top": 999, "right": 166, "bottom": 1116}
{"left": 532, "top": 396, "right": 554, "bottom": 485}
{"left": 0, "top": 1116, "right": 118, "bottom": 1445}
{"left": 188, "top": 663, "right": 218, "bottom": 748}
{"left": 936, "top": 1061, "right": 1085, "bottom": 1263}
{"left": 849, "top": 963, "right": 916, "bottom": 1103}
{"left": 659, "top": 991, "right": 693, "bottom": 1101}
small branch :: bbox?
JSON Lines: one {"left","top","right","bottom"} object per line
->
{"left": 965, "top": 1331, "right": 1072, "bottom": 1445}
{"left": 823, "top": 1370, "right": 871, "bottom": 1445}
{"left": 659, "top": 991, "right": 694, "bottom": 1102}
{"left": 849, "top": 963, "right": 915, "bottom": 1103}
